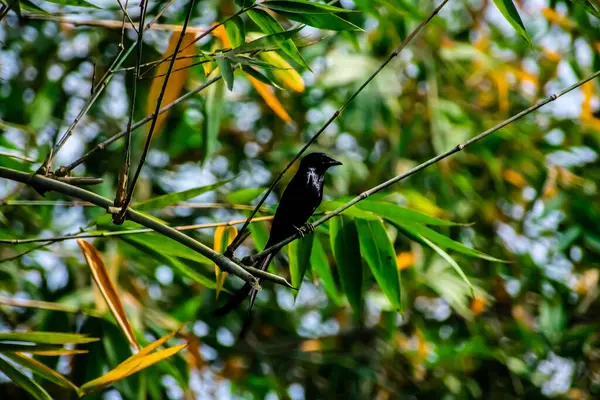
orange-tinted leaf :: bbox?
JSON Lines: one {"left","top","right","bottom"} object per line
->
{"left": 146, "top": 32, "right": 197, "bottom": 136}
{"left": 213, "top": 225, "right": 238, "bottom": 299}
{"left": 247, "top": 75, "right": 292, "bottom": 123}
{"left": 77, "top": 239, "right": 140, "bottom": 351}
{"left": 78, "top": 343, "right": 187, "bottom": 396}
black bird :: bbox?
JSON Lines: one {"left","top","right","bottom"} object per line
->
{"left": 214, "top": 152, "right": 342, "bottom": 317}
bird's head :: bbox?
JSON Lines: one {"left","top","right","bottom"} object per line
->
{"left": 300, "top": 152, "right": 342, "bottom": 174}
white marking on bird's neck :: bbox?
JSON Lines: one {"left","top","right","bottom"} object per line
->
{"left": 306, "top": 167, "right": 323, "bottom": 187}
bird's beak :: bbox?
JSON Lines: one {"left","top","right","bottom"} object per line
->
{"left": 328, "top": 158, "right": 343, "bottom": 167}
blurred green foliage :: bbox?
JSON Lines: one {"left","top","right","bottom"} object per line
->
{"left": 1, "top": 0, "right": 600, "bottom": 399}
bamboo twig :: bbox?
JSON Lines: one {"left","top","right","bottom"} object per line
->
{"left": 226, "top": 0, "right": 451, "bottom": 254}
{"left": 23, "top": 15, "right": 208, "bottom": 34}
{"left": 0, "top": 216, "right": 274, "bottom": 245}
{"left": 243, "top": 69, "right": 600, "bottom": 264}
{"left": 0, "top": 167, "right": 271, "bottom": 287}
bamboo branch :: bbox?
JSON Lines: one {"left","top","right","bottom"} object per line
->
{"left": 23, "top": 15, "right": 208, "bottom": 34}
{"left": 243, "top": 69, "right": 600, "bottom": 264}
{"left": 226, "top": 0, "right": 451, "bottom": 254}
{"left": 0, "top": 216, "right": 274, "bottom": 245}
{"left": 0, "top": 167, "right": 266, "bottom": 287}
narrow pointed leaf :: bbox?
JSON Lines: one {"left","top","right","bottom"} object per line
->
{"left": 355, "top": 218, "right": 401, "bottom": 309}
{"left": 78, "top": 343, "right": 186, "bottom": 396}
{"left": 5, "top": 353, "right": 78, "bottom": 391}
{"left": 0, "top": 356, "right": 53, "bottom": 400}
{"left": 134, "top": 178, "right": 234, "bottom": 211}
{"left": 289, "top": 234, "right": 314, "bottom": 298}
{"left": 226, "top": 187, "right": 266, "bottom": 204}
{"left": 247, "top": 9, "right": 310, "bottom": 70}
{"left": 225, "top": 16, "right": 246, "bottom": 47}
{"left": 310, "top": 237, "right": 342, "bottom": 305}
{"left": 275, "top": 11, "right": 363, "bottom": 31}
{"left": 204, "top": 79, "right": 225, "bottom": 161}
{"left": 77, "top": 239, "right": 140, "bottom": 351}
{"left": 398, "top": 222, "right": 506, "bottom": 262}
{"left": 250, "top": 221, "right": 270, "bottom": 251}
{"left": 146, "top": 32, "right": 198, "bottom": 136}
{"left": 418, "top": 234, "right": 474, "bottom": 298}
{"left": 242, "top": 66, "right": 283, "bottom": 89}
{"left": 259, "top": 51, "right": 305, "bottom": 92}
{"left": 264, "top": 0, "right": 356, "bottom": 13}
{"left": 121, "top": 237, "right": 217, "bottom": 288}
{"left": 216, "top": 58, "right": 235, "bottom": 91}
{"left": 0, "top": 331, "right": 98, "bottom": 345}
{"left": 356, "top": 200, "right": 465, "bottom": 226}
{"left": 492, "top": 0, "right": 531, "bottom": 44}
{"left": 330, "top": 216, "right": 363, "bottom": 314}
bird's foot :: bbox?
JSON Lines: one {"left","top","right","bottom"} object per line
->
{"left": 302, "top": 222, "right": 315, "bottom": 235}
{"left": 292, "top": 225, "right": 305, "bottom": 238}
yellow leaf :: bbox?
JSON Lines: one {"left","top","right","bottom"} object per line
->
{"left": 396, "top": 251, "right": 414, "bottom": 270}
{"left": 213, "top": 225, "right": 238, "bottom": 299}
{"left": 146, "top": 32, "right": 197, "bottom": 137}
{"left": 27, "top": 349, "right": 88, "bottom": 356}
{"left": 121, "top": 327, "right": 183, "bottom": 366}
{"left": 77, "top": 239, "right": 140, "bottom": 352}
{"left": 260, "top": 51, "right": 305, "bottom": 92}
{"left": 247, "top": 75, "right": 292, "bottom": 123}
{"left": 79, "top": 343, "right": 187, "bottom": 396}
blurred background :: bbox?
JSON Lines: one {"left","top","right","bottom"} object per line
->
{"left": 1, "top": 0, "right": 600, "bottom": 398}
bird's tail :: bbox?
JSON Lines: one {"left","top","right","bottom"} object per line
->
{"left": 213, "top": 253, "right": 274, "bottom": 317}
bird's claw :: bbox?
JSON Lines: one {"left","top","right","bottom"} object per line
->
{"left": 302, "top": 222, "right": 315, "bottom": 234}
{"left": 293, "top": 225, "right": 305, "bottom": 238}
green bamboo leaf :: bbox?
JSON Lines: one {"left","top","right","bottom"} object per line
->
{"left": 225, "top": 16, "right": 246, "bottom": 48}
{"left": 289, "top": 234, "right": 314, "bottom": 298}
{"left": 216, "top": 58, "right": 235, "bottom": 91}
{"left": 492, "top": 0, "right": 531, "bottom": 44}
{"left": 134, "top": 178, "right": 234, "bottom": 211}
{"left": 231, "top": 26, "right": 303, "bottom": 55}
{"left": 418, "top": 234, "right": 474, "bottom": 298}
{"left": 4, "top": 352, "right": 78, "bottom": 391}
{"left": 247, "top": 9, "right": 310, "bottom": 70}
{"left": 356, "top": 200, "right": 466, "bottom": 226}
{"left": 275, "top": 10, "right": 363, "bottom": 31}
{"left": 321, "top": 200, "right": 378, "bottom": 220}
{"left": 43, "top": 0, "right": 100, "bottom": 8}
{"left": 0, "top": 331, "right": 98, "bottom": 345}
{"left": 226, "top": 187, "right": 266, "bottom": 204}
{"left": 330, "top": 216, "right": 363, "bottom": 314}
{"left": 0, "top": 355, "right": 53, "bottom": 400}
{"left": 263, "top": 0, "right": 357, "bottom": 14}
{"left": 310, "top": 236, "right": 343, "bottom": 305}
{"left": 235, "top": 0, "right": 255, "bottom": 6}
{"left": 121, "top": 235, "right": 220, "bottom": 291}
{"left": 241, "top": 65, "right": 283, "bottom": 89}
{"left": 250, "top": 220, "right": 270, "bottom": 251}
{"left": 400, "top": 222, "right": 506, "bottom": 262}
{"left": 123, "top": 233, "right": 210, "bottom": 265}
{"left": 355, "top": 218, "right": 401, "bottom": 309}
{"left": 204, "top": 79, "right": 225, "bottom": 161}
